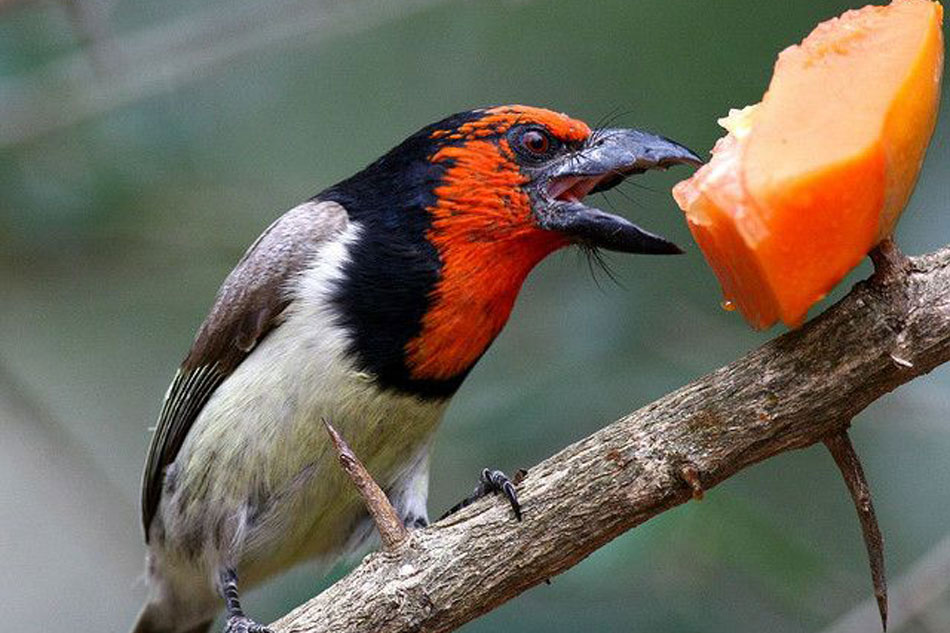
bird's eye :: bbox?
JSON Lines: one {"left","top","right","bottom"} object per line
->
{"left": 509, "top": 126, "right": 560, "bottom": 162}
{"left": 522, "top": 130, "right": 550, "bottom": 155}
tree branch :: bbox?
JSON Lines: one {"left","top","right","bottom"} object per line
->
{"left": 271, "top": 243, "right": 950, "bottom": 633}
{"left": 323, "top": 418, "right": 409, "bottom": 551}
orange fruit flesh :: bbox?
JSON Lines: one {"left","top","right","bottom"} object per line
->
{"left": 673, "top": 0, "right": 944, "bottom": 329}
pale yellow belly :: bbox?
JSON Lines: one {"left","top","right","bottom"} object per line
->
{"left": 156, "top": 309, "right": 447, "bottom": 588}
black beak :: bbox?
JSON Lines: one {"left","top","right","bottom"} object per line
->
{"left": 536, "top": 128, "right": 702, "bottom": 254}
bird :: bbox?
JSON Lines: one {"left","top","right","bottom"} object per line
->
{"left": 131, "top": 104, "right": 700, "bottom": 633}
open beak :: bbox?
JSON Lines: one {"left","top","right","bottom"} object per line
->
{"left": 536, "top": 128, "right": 702, "bottom": 254}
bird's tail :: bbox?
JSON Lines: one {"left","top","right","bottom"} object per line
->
{"left": 130, "top": 603, "right": 213, "bottom": 633}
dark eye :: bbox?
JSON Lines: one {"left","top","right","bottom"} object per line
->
{"left": 509, "top": 126, "right": 560, "bottom": 162}
{"left": 522, "top": 129, "right": 550, "bottom": 154}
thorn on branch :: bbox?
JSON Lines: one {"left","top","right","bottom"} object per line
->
{"left": 823, "top": 430, "right": 887, "bottom": 631}
{"left": 678, "top": 463, "right": 705, "bottom": 501}
{"left": 512, "top": 468, "right": 528, "bottom": 486}
{"left": 322, "top": 418, "right": 408, "bottom": 552}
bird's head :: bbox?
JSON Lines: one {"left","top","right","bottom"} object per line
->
{"left": 421, "top": 104, "right": 700, "bottom": 259}
{"left": 326, "top": 105, "right": 700, "bottom": 395}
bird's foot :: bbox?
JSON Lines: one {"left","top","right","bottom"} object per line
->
{"left": 219, "top": 568, "right": 271, "bottom": 633}
{"left": 440, "top": 468, "right": 525, "bottom": 521}
{"left": 403, "top": 513, "right": 429, "bottom": 529}
{"left": 224, "top": 615, "right": 273, "bottom": 633}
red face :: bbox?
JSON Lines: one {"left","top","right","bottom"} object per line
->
{"left": 404, "top": 105, "right": 699, "bottom": 381}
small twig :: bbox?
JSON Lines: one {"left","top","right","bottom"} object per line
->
{"left": 870, "top": 237, "right": 909, "bottom": 284}
{"left": 871, "top": 236, "right": 915, "bottom": 376}
{"left": 322, "top": 418, "right": 408, "bottom": 552}
{"left": 678, "top": 464, "right": 705, "bottom": 500}
{"left": 824, "top": 430, "right": 887, "bottom": 630}
{"left": 512, "top": 468, "right": 528, "bottom": 486}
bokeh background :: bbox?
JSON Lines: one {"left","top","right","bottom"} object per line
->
{"left": 2, "top": 1, "right": 949, "bottom": 631}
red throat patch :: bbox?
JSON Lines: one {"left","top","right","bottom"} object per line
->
{"left": 405, "top": 106, "right": 591, "bottom": 381}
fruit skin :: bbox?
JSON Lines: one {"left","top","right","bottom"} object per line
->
{"left": 878, "top": 1, "right": 945, "bottom": 237}
{"left": 673, "top": 0, "right": 944, "bottom": 330}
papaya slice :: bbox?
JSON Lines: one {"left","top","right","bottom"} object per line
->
{"left": 673, "top": 0, "right": 944, "bottom": 329}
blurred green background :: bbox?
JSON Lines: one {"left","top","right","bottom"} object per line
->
{"left": 2, "top": 1, "right": 949, "bottom": 631}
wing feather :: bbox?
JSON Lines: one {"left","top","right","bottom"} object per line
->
{"left": 141, "top": 200, "right": 349, "bottom": 539}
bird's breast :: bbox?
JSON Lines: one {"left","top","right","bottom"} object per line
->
{"left": 160, "top": 226, "right": 447, "bottom": 580}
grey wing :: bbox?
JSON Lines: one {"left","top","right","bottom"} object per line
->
{"left": 141, "top": 199, "right": 349, "bottom": 540}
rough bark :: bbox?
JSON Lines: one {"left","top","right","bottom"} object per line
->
{"left": 272, "top": 244, "right": 950, "bottom": 633}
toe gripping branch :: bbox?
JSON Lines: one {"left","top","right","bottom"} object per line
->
{"left": 824, "top": 429, "right": 888, "bottom": 631}
{"left": 220, "top": 569, "right": 273, "bottom": 633}
{"left": 441, "top": 468, "right": 527, "bottom": 522}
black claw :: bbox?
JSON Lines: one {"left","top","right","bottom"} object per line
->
{"left": 439, "top": 498, "right": 469, "bottom": 520}
{"left": 219, "top": 568, "right": 272, "bottom": 633}
{"left": 224, "top": 616, "right": 273, "bottom": 633}
{"left": 440, "top": 467, "right": 524, "bottom": 521}
{"left": 405, "top": 514, "right": 429, "bottom": 529}
{"left": 485, "top": 469, "right": 523, "bottom": 521}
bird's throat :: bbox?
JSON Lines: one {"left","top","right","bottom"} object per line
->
{"left": 405, "top": 231, "right": 563, "bottom": 381}
{"left": 405, "top": 148, "right": 567, "bottom": 381}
